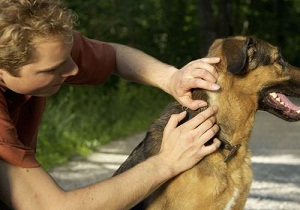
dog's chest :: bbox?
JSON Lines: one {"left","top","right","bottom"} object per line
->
{"left": 223, "top": 188, "right": 240, "bottom": 210}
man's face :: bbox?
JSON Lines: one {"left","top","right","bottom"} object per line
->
{"left": 0, "top": 37, "right": 78, "bottom": 96}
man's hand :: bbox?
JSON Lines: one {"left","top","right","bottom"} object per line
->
{"left": 168, "top": 57, "right": 221, "bottom": 110}
{"left": 157, "top": 106, "right": 221, "bottom": 176}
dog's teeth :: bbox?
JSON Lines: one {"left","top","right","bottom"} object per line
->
{"left": 280, "top": 102, "right": 285, "bottom": 105}
{"left": 297, "top": 110, "right": 300, "bottom": 114}
{"left": 270, "top": 92, "right": 277, "bottom": 98}
{"left": 276, "top": 98, "right": 281, "bottom": 102}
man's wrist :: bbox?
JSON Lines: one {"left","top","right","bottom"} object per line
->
{"left": 146, "top": 154, "right": 177, "bottom": 181}
{"left": 159, "top": 65, "right": 178, "bottom": 96}
{"left": 149, "top": 153, "right": 179, "bottom": 180}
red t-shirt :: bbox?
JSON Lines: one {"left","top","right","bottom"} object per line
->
{"left": 0, "top": 32, "right": 116, "bottom": 168}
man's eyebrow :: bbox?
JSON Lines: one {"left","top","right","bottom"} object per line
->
{"left": 37, "top": 59, "right": 67, "bottom": 73}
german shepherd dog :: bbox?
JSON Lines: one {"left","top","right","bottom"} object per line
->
{"left": 113, "top": 36, "right": 300, "bottom": 210}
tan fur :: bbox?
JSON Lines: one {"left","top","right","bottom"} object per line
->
{"left": 114, "top": 36, "right": 300, "bottom": 210}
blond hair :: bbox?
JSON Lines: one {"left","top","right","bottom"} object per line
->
{"left": 0, "top": 0, "right": 77, "bottom": 75}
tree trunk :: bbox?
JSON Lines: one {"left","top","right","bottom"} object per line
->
{"left": 197, "top": 0, "right": 234, "bottom": 56}
{"left": 216, "top": 0, "right": 233, "bottom": 37}
{"left": 197, "top": 0, "right": 216, "bottom": 56}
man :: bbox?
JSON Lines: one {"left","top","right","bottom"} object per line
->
{"left": 0, "top": 0, "right": 221, "bottom": 209}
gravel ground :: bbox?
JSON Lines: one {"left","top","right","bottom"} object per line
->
{"left": 50, "top": 111, "right": 300, "bottom": 210}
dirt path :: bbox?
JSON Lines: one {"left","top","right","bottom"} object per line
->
{"left": 50, "top": 111, "right": 300, "bottom": 210}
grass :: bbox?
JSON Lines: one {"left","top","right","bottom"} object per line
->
{"left": 36, "top": 78, "right": 172, "bottom": 169}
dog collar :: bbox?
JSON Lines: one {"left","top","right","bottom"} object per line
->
{"left": 218, "top": 138, "right": 241, "bottom": 162}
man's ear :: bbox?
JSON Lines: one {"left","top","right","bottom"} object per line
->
{"left": 222, "top": 37, "right": 253, "bottom": 75}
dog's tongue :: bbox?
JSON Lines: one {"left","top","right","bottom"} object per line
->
{"left": 278, "top": 93, "right": 300, "bottom": 110}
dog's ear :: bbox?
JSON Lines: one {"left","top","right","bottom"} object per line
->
{"left": 223, "top": 37, "right": 253, "bottom": 75}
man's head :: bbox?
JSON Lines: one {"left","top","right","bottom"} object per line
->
{"left": 0, "top": 0, "right": 77, "bottom": 76}
{"left": 0, "top": 0, "right": 79, "bottom": 97}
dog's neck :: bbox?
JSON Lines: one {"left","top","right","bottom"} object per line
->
{"left": 184, "top": 105, "right": 241, "bottom": 162}
{"left": 191, "top": 87, "right": 257, "bottom": 161}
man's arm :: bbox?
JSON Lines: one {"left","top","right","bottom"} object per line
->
{"left": 109, "top": 43, "right": 220, "bottom": 110}
{"left": 0, "top": 107, "right": 220, "bottom": 210}
{"left": 0, "top": 155, "right": 171, "bottom": 210}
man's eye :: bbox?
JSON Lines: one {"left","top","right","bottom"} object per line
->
{"left": 46, "top": 69, "right": 56, "bottom": 73}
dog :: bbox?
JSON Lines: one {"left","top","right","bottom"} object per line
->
{"left": 113, "top": 36, "right": 300, "bottom": 210}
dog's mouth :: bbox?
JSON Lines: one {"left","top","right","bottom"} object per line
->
{"left": 259, "top": 86, "right": 300, "bottom": 121}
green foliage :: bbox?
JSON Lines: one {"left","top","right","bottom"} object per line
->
{"left": 65, "top": 0, "right": 300, "bottom": 65}
{"left": 37, "top": 78, "right": 171, "bottom": 169}
{"left": 66, "top": 0, "right": 202, "bottom": 67}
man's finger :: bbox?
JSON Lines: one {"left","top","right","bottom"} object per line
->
{"left": 199, "top": 57, "right": 221, "bottom": 64}
{"left": 180, "top": 97, "right": 208, "bottom": 110}
{"left": 164, "top": 111, "right": 187, "bottom": 134}
{"left": 179, "top": 106, "right": 217, "bottom": 130}
{"left": 199, "top": 138, "right": 221, "bottom": 156}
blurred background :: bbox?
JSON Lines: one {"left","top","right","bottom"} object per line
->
{"left": 38, "top": 0, "right": 300, "bottom": 169}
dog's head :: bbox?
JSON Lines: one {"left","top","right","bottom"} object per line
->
{"left": 207, "top": 36, "right": 300, "bottom": 122}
